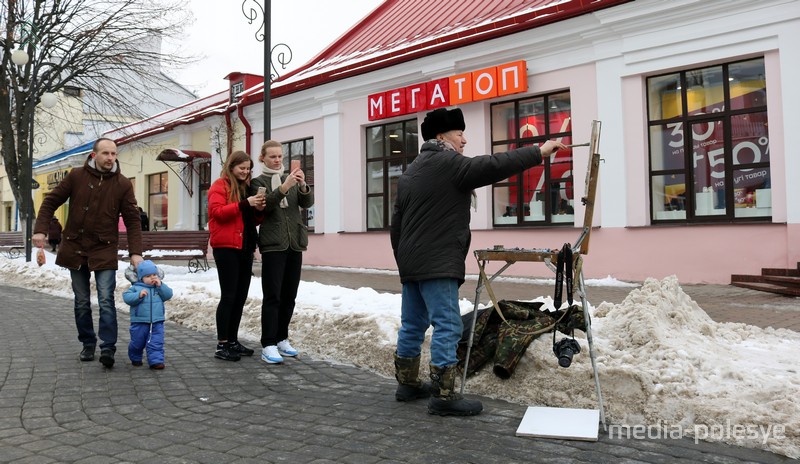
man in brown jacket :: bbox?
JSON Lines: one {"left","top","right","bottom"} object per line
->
{"left": 33, "top": 138, "right": 144, "bottom": 368}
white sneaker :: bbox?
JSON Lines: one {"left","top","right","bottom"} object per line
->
{"left": 277, "top": 339, "right": 298, "bottom": 357}
{"left": 261, "top": 345, "right": 283, "bottom": 364}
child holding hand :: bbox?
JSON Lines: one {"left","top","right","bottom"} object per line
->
{"left": 123, "top": 260, "right": 173, "bottom": 369}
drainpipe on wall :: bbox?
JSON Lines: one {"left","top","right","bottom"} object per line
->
{"left": 224, "top": 109, "right": 234, "bottom": 159}
{"left": 237, "top": 102, "right": 253, "bottom": 156}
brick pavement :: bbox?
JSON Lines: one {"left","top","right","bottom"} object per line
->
{"left": 0, "top": 282, "right": 795, "bottom": 463}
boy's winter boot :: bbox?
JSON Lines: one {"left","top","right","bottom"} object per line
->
{"left": 394, "top": 353, "right": 431, "bottom": 401}
{"left": 427, "top": 364, "right": 483, "bottom": 416}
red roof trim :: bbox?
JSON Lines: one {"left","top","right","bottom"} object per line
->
{"left": 112, "top": 0, "right": 634, "bottom": 146}
{"left": 113, "top": 101, "right": 231, "bottom": 146}
{"left": 110, "top": 90, "right": 228, "bottom": 134}
{"left": 273, "top": 0, "right": 634, "bottom": 98}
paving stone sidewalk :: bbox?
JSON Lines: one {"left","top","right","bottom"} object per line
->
{"left": 0, "top": 282, "right": 795, "bottom": 463}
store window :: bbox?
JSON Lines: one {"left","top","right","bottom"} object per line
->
{"left": 198, "top": 161, "right": 211, "bottom": 230}
{"left": 490, "top": 92, "right": 574, "bottom": 226}
{"left": 647, "top": 57, "right": 770, "bottom": 222}
{"left": 148, "top": 172, "right": 168, "bottom": 230}
{"left": 282, "top": 138, "right": 315, "bottom": 231}
{"left": 365, "top": 119, "right": 419, "bottom": 230}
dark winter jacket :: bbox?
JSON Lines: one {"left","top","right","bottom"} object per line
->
{"left": 390, "top": 142, "right": 544, "bottom": 284}
{"left": 123, "top": 281, "right": 173, "bottom": 323}
{"left": 33, "top": 154, "right": 142, "bottom": 271}
{"left": 48, "top": 219, "right": 62, "bottom": 242}
{"left": 249, "top": 173, "right": 314, "bottom": 253}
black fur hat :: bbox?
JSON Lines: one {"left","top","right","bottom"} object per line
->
{"left": 420, "top": 107, "right": 466, "bottom": 140}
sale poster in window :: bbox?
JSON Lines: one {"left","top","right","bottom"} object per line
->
{"left": 506, "top": 111, "right": 573, "bottom": 211}
{"left": 658, "top": 84, "right": 769, "bottom": 209}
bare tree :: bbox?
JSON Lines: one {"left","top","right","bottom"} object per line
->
{"left": 0, "top": 0, "right": 194, "bottom": 234}
{"left": 210, "top": 121, "right": 244, "bottom": 167}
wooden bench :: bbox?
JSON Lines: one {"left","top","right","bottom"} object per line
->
{"left": 0, "top": 231, "right": 24, "bottom": 258}
{"left": 118, "top": 230, "right": 210, "bottom": 273}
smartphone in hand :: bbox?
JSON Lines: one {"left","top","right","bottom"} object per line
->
{"left": 257, "top": 186, "right": 266, "bottom": 196}
{"left": 290, "top": 160, "right": 301, "bottom": 172}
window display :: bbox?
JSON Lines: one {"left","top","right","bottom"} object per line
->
{"left": 284, "top": 138, "right": 315, "bottom": 229}
{"left": 365, "top": 119, "right": 418, "bottom": 230}
{"left": 490, "top": 92, "right": 573, "bottom": 226}
{"left": 647, "top": 58, "right": 770, "bottom": 222}
{"left": 148, "top": 172, "right": 168, "bottom": 230}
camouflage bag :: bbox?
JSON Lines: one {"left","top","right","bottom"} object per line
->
{"left": 457, "top": 300, "right": 548, "bottom": 377}
{"left": 457, "top": 308, "right": 499, "bottom": 377}
{"left": 458, "top": 299, "right": 588, "bottom": 379}
{"left": 554, "top": 304, "right": 587, "bottom": 334}
{"left": 492, "top": 310, "right": 556, "bottom": 379}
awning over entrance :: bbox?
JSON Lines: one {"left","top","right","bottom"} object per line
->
{"left": 156, "top": 149, "right": 211, "bottom": 197}
{"left": 156, "top": 149, "right": 211, "bottom": 162}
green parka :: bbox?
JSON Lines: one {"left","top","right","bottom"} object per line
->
{"left": 249, "top": 173, "right": 314, "bottom": 253}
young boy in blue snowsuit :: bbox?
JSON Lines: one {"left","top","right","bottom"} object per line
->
{"left": 123, "top": 260, "right": 173, "bottom": 369}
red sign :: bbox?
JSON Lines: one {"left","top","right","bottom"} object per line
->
{"left": 367, "top": 61, "right": 527, "bottom": 120}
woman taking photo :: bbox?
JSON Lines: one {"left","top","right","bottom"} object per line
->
{"left": 208, "top": 150, "right": 265, "bottom": 361}
{"left": 250, "top": 140, "right": 314, "bottom": 364}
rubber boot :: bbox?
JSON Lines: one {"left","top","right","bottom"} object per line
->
{"left": 427, "top": 364, "right": 483, "bottom": 416}
{"left": 394, "top": 353, "right": 431, "bottom": 401}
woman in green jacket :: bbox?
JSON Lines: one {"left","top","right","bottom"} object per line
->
{"left": 250, "top": 140, "right": 314, "bottom": 364}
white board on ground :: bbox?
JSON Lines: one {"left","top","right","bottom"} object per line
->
{"left": 516, "top": 406, "right": 600, "bottom": 441}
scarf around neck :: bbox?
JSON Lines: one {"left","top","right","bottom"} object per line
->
{"left": 262, "top": 165, "right": 288, "bottom": 208}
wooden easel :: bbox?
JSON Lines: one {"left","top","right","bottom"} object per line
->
{"left": 461, "top": 120, "right": 606, "bottom": 429}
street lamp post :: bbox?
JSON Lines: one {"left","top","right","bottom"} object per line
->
{"left": 24, "top": 111, "right": 34, "bottom": 262}
{"left": 10, "top": 46, "right": 56, "bottom": 262}
{"left": 241, "top": 0, "right": 292, "bottom": 141}
{"left": 263, "top": 0, "right": 270, "bottom": 139}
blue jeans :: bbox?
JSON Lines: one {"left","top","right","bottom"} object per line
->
{"left": 396, "top": 278, "right": 463, "bottom": 368}
{"left": 70, "top": 266, "right": 117, "bottom": 351}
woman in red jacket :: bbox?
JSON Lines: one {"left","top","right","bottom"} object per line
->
{"left": 208, "top": 151, "right": 265, "bottom": 361}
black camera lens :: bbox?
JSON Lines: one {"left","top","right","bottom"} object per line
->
{"left": 553, "top": 338, "right": 581, "bottom": 368}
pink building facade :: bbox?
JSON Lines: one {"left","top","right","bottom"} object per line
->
{"left": 113, "top": 0, "right": 800, "bottom": 285}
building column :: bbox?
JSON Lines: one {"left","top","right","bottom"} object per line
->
{"left": 321, "top": 101, "right": 342, "bottom": 234}
{"left": 174, "top": 131, "right": 193, "bottom": 230}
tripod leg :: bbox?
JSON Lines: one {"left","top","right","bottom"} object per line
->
{"left": 578, "top": 268, "right": 607, "bottom": 431}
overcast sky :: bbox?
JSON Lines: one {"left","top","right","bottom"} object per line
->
{"left": 165, "top": 0, "right": 382, "bottom": 96}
